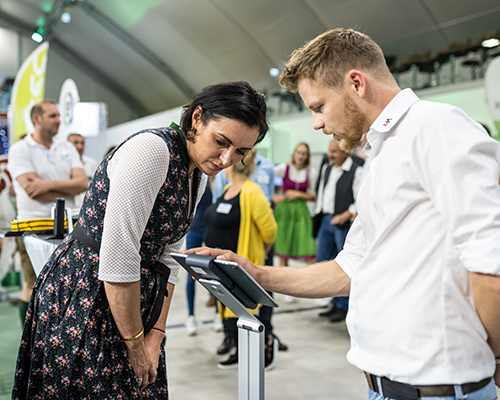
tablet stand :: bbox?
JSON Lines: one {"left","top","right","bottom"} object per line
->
{"left": 199, "top": 277, "right": 265, "bottom": 400}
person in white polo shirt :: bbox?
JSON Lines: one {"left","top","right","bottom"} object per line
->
{"left": 8, "top": 99, "right": 87, "bottom": 326}
{"left": 187, "top": 29, "right": 500, "bottom": 399}
{"left": 67, "top": 133, "right": 98, "bottom": 206}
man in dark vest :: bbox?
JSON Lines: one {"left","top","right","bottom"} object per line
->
{"left": 315, "top": 139, "right": 364, "bottom": 322}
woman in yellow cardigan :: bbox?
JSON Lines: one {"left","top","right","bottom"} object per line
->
{"left": 204, "top": 148, "right": 277, "bottom": 369}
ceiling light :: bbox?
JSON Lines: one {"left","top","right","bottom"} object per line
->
{"left": 31, "top": 28, "right": 44, "bottom": 43}
{"left": 60, "top": 12, "right": 71, "bottom": 23}
{"left": 60, "top": 7, "right": 71, "bottom": 23}
{"left": 481, "top": 38, "right": 500, "bottom": 48}
{"left": 270, "top": 68, "right": 280, "bottom": 77}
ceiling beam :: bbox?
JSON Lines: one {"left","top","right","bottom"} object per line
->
{"left": 0, "top": 9, "right": 149, "bottom": 117}
{"left": 77, "top": 0, "right": 195, "bottom": 100}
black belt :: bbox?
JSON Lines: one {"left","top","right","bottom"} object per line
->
{"left": 365, "top": 372, "right": 491, "bottom": 400}
{"left": 72, "top": 223, "right": 170, "bottom": 335}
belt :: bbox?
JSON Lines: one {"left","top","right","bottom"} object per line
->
{"left": 364, "top": 372, "right": 491, "bottom": 400}
{"left": 72, "top": 223, "right": 170, "bottom": 335}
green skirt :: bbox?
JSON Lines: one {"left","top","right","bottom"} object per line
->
{"left": 274, "top": 198, "right": 316, "bottom": 259}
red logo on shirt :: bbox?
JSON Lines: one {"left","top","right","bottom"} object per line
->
{"left": 383, "top": 118, "right": 392, "bottom": 127}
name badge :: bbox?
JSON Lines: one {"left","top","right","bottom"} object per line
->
{"left": 257, "top": 174, "right": 270, "bottom": 184}
{"left": 216, "top": 203, "right": 232, "bottom": 214}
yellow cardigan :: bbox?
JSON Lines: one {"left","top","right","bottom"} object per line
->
{"left": 220, "top": 179, "right": 277, "bottom": 318}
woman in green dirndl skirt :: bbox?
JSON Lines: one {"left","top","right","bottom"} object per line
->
{"left": 273, "top": 143, "right": 317, "bottom": 267}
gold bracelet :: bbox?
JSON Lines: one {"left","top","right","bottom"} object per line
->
{"left": 122, "top": 326, "right": 144, "bottom": 341}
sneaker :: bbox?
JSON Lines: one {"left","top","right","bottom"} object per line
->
{"left": 185, "top": 315, "right": 197, "bottom": 336}
{"left": 218, "top": 352, "right": 238, "bottom": 369}
{"left": 315, "top": 298, "right": 332, "bottom": 307}
{"left": 217, "top": 337, "right": 235, "bottom": 355}
{"left": 213, "top": 313, "right": 223, "bottom": 332}
{"left": 283, "top": 295, "right": 296, "bottom": 304}
{"left": 264, "top": 337, "right": 278, "bottom": 371}
{"left": 329, "top": 308, "right": 348, "bottom": 323}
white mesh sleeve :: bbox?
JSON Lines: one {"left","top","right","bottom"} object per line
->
{"left": 159, "top": 173, "right": 208, "bottom": 285}
{"left": 98, "top": 133, "right": 170, "bottom": 283}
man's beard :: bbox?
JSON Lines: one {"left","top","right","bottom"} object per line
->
{"left": 338, "top": 95, "right": 367, "bottom": 153}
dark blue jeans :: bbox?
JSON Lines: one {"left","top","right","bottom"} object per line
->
{"left": 315, "top": 214, "right": 349, "bottom": 311}
{"left": 185, "top": 229, "right": 204, "bottom": 316}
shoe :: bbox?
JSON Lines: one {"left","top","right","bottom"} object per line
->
{"left": 206, "top": 295, "right": 215, "bottom": 307}
{"left": 185, "top": 315, "right": 197, "bottom": 336}
{"left": 315, "top": 298, "right": 331, "bottom": 307}
{"left": 318, "top": 303, "right": 337, "bottom": 317}
{"left": 283, "top": 295, "right": 296, "bottom": 304}
{"left": 273, "top": 335, "right": 288, "bottom": 352}
{"left": 218, "top": 352, "right": 238, "bottom": 369}
{"left": 217, "top": 337, "right": 235, "bottom": 355}
{"left": 329, "top": 308, "right": 348, "bottom": 323}
{"left": 213, "top": 313, "right": 223, "bottom": 332}
{"left": 264, "top": 337, "right": 278, "bottom": 371}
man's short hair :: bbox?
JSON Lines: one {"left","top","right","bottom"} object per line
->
{"left": 68, "top": 133, "right": 84, "bottom": 140}
{"left": 279, "top": 28, "right": 395, "bottom": 92}
{"left": 30, "top": 99, "right": 58, "bottom": 123}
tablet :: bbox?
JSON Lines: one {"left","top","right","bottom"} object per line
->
{"left": 171, "top": 253, "right": 278, "bottom": 309}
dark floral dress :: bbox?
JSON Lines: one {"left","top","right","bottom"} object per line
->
{"left": 12, "top": 126, "right": 203, "bottom": 400}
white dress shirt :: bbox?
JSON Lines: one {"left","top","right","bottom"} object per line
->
{"left": 314, "top": 157, "right": 363, "bottom": 216}
{"left": 335, "top": 89, "right": 500, "bottom": 385}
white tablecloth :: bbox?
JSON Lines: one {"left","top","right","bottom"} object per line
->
{"left": 23, "top": 237, "right": 62, "bottom": 276}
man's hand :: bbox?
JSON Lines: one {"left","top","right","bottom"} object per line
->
{"left": 23, "top": 176, "right": 51, "bottom": 198}
{"left": 183, "top": 247, "right": 259, "bottom": 280}
{"left": 330, "top": 210, "right": 352, "bottom": 225}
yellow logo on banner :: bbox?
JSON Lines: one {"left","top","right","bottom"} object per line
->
{"left": 10, "top": 42, "right": 50, "bottom": 143}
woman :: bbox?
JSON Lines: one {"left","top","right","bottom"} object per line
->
{"left": 12, "top": 81, "right": 268, "bottom": 399}
{"left": 204, "top": 148, "right": 277, "bottom": 369}
{"left": 273, "top": 142, "right": 317, "bottom": 270}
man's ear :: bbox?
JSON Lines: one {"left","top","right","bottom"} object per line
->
{"left": 345, "top": 69, "right": 367, "bottom": 98}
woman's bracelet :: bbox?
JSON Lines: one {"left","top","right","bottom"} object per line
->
{"left": 152, "top": 327, "right": 166, "bottom": 334}
{"left": 122, "top": 326, "right": 144, "bottom": 341}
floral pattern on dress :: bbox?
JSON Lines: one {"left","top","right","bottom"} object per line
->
{"left": 13, "top": 128, "right": 199, "bottom": 400}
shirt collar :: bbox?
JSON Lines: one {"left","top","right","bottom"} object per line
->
{"left": 25, "top": 134, "right": 60, "bottom": 150}
{"left": 340, "top": 156, "right": 353, "bottom": 172}
{"left": 365, "top": 88, "right": 420, "bottom": 158}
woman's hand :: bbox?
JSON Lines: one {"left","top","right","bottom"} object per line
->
{"left": 143, "top": 328, "right": 165, "bottom": 385}
{"left": 124, "top": 336, "right": 156, "bottom": 390}
{"left": 272, "top": 193, "right": 285, "bottom": 204}
{"left": 283, "top": 189, "right": 302, "bottom": 200}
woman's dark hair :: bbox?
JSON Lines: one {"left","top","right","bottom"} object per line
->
{"left": 180, "top": 81, "right": 269, "bottom": 145}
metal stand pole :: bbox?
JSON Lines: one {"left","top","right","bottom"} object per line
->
{"left": 199, "top": 279, "right": 265, "bottom": 400}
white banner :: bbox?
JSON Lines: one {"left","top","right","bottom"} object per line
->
{"left": 58, "top": 78, "right": 80, "bottom": 141}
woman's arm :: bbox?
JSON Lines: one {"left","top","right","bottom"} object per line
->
{"left": 104, "top": 281, "right": 155, "bottom": 390}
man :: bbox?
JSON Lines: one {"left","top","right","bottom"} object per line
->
{"left": 188, "top": 28, "right": 500, "bottom": 398}
{"left": 315, "top": 139, "right": 363, "bottom": 322}
{"left": 8, "top": 100, "right": 88, "bottom": 325}
{"left": 67, "top": 133, "right": 98, "bottom": 206}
